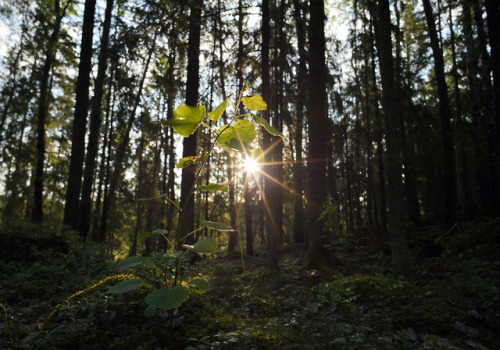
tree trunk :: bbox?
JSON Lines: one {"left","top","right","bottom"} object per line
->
{"left": 78, "top": 0, "right": 114, "bottom": 240}
{"left": 176, "top": 0, "right": 203, "bottom": 247}
{"left": 484, "top": 0, "right": 500, "bottom": 215}
{"left": 292, "top": 0, "right": 306, "bottom": 244}
{"left": 32, "top": 0, "right": 70, "bottom": 223}
{"left": 376, "top": 0, "right": 410, "bottom": 274}
{"left": 63, "top": 0, "right": 97, "bottom": 230}
{"left": 261, "top": 0, "right": 278, "bottom": 269}
{"left": 422, "top": 0, "right": 457, "bottom": 228}
{"left": 306, "top": 0, "right": 332, "bottom": 268}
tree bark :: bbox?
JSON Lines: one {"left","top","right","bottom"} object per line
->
{"left": 292, "top": 0, "right": 306, "bottom": 244}
{"left": 376, "top": 0, "right": 410, "bottom": 274}
{"left": 32, "top": 0, "right": 71, "bottom": 223}
{"left": 306, "top": 0, "right": 332, "bottom": 268}
{"left": 422, "top": 0, "right": 457, "bottom": 228}
{"left": 63, "top": 0, "right": 97, "bottom": 230}
{"left": 78, "top": 0, "right": 114, "bottom": 240}
{"left": 176, "top": 0, "right": 203, "bottom": 247}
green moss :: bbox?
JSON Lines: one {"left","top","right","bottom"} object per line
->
{"left": 317, "top": 275, "right": 460, "bottom": 334}
{"left": 45, "top": 273, "right": 137, "bottom": 328}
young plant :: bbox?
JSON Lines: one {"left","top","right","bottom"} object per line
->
{"left": 108, "top": 86, "right": 283, "bottom": 318}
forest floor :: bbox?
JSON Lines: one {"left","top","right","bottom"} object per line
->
{"left": 0, "top": 219, "right": 499, "bottom": 349}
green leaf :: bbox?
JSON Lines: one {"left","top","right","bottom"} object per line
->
{"left": 252, "top": 115, "right": 285, "bottom": 138}
{"left": 193, "top": 237, "right": 218, "bottom": 254}
{"left": 176, "top": 156, "right": 195, "bottom": 168}
{"left": 217, "top": 120, "right": 256, "bottom": 152}
{"left": 242, "top": 95, "right": 267, "bottom": 110}
{"left": 116, "top": 256, "right": 148, "bottom": 271}
{"left": 187, "top": 278, "right": 211, "bottom": 293}
{"left": 137, "top": 229, "right": 168, "bottom": 244}
{"left": 144, "top": 305, "right": 157, "bottom": 318}
{"left": 162, "top": 104, "right": 205, "bottom": 137}
{"left": 201, "top": 221, "right": 235, "bottom": 232}
{"left": 145, "top": 286, "right": 190, "bottom": 310}
{"left": 198, "top": 183, "right": 229, "bottom": 192}
{"left": 107, "top": 278, "right": 142, "bottom": 294}
{"left": 208, "top": 98, "right": 228, "bottom": 123}
{"left": 233, "top": 119, "right": 257, "bottom": 144}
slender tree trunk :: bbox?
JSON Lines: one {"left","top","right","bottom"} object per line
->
{"left": 78, "top": 0, "right": 114, "bottom": 239}
{"left": 63, "top": 0, "right": 97, "bottom": 230}
{"left": 32, "top": 0, "right": 70, "bottom": 223}
{"left": 376, "top": 0, "right": 410, "bottom": 274}
{"left": 261, "top": 0, "right": 278, "bottom": 269}
{"left": 422, "top": 0, "right": 457, "bottom": 228}
{"left": 176, "top": 0, "right": 203, "bottom": 247}
{"left": 484, "top": 0, "right": 500, "bottom": 215}
{"left": 306, "top": 0, "right": 332, "bottom": 268}
{"left": 292, "top": 0, "right": 306, "bottom": 243}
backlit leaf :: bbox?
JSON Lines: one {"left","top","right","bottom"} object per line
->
{"left": 163, "top": 104, "right": 205, "bottom": 137}
{"left": 198, "top": 183, "right": 229, "bottom": 192}
{"left": 208, "top": 98, "right": 228, "bottom": 123}
{"left": 252, "top": 115, "right": 285, "bottom": 138}
{"left": 242, "top": 95, "right": 267, "bottom": 110}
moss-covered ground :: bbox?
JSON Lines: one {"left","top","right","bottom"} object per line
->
{"left": 1, "top": 219, "right": 499, "bottom": 349}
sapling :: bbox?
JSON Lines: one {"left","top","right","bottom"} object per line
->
{"left": 107, "top": 86, "right": 284, "bottom": 319}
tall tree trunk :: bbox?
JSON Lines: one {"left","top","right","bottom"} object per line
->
{"left": 422, "top": 0, "right": 457, "bottom": 228}
{"left": 78, "top": 0, "right": 114, "bottom": 240}
{"left": 176, "top": 0, "right": 203, "bottom": 247}
{"left": 261, "top": 0, "right": 278, "bottom": 269}
{"left": 63, "top": 0, "right": 97, "bottom": 230}
{"left": 292, "top": 0, "right": 306, "bottom": 243}
{"left": 306, "top": 0, "right": 332, "bottom": 268}
{"left": 484, "top": 0, "right": 500, "bottom": 215}
{"left": 376, "top": 0, "right": 410, "bottom": 274}
{"left": 32, "top": 0, "right": 70, "bottom": 223}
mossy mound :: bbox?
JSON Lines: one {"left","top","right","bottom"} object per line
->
{"left": 317, "top": 275, "right": 461, "bottom": 334}
{"left": 30, "top": 274, "right": 243, "bottom": 349}
{"left": 446, "top": 218, "right": 500, "bottom": 257}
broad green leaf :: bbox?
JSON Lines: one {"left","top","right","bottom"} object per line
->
{"left": 216, "top": 120, "right": 256, "bottom": 152}
{"left": 144, "top": 305, "right": 157, "bottom": 318}
{"left": 208, "top": 99, "right": 228, "bottom": 122}
{"left": 233, "top": 119, "right": 257, "bottom": 144}
{"left": 145, "top": 286, "right": 189, "bottom": 310}
{"left": 137, "top": 229, "right": 168, "bottom": 244}
{"left": 107, "top": 278, "right": 142, "bottom": 294}
{"left": 116, "top": 256, "right": 148, "bottom": 271}
{"left": 198, "top": 183, "right": 229, "bottom": 192}
{"left": 176, "top": 156, "right": 195, "bottom": 168}
{"left": 193, "top": 237, "right": 218, "bottom": 254}
{"left": 162, "top": 104, "right": 205, "bottom": 137}
{"left": 201, "top": 221, "right": 235, "bottom": 232}
{"left": 252, "top": 115, "right": 285, "bottom": 138}
{"left": 187, "top": 278, "right": 211, "bottom": 293}
{"left": 242, "top": 95, "right": 267, "bottom": 110}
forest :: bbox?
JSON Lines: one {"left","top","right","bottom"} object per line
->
{"left": 0, "top": 0, "right": 499, "bottom": 348}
